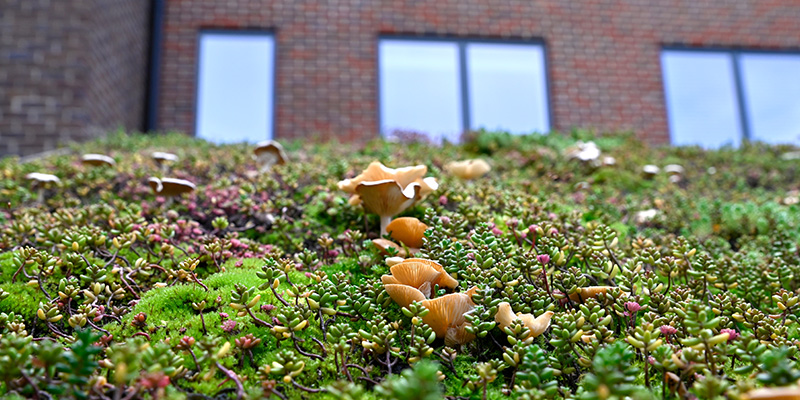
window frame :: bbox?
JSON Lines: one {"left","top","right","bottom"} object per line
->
{"left": 661, "top": 45, "right": 800, "bottom": 145}
{"left": 194, "top": 28, "right": 278, "bottom": 142}
{"left": 376, "top": 35, "right": 552, "bottom": 139}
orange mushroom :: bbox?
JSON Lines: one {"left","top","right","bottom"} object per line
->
{"left": 254, "top": 140, "right": 288, "bottom": 172}
{"left": 338, "top": 161, "right": 438, "bottom": 235}
{"left": 420, "top": 292, "right": 476, "bottom": 345}
{"left": 444, "top": 159, "right": 491, "bottom": 180}
{"left": 403, "top": 258, "right": 458, "bottom": 290}
{"left": 743, "top": 386, "right": 800, "bottom": 400}
{"left": 381, "top": 260, "right": 441, "bottom": 298}
{"left": 494, "top": 302, "right": 554, "bottom": 339}
{"left": 384, "top": 284, "right": 426, "bottom": 308}
{"left": 371, "top": 238, "right": 407, "bottom": 257}
{"left": 567, "top": 286, "right": 623, "bottom": 303}
{"left": 386, "top": 217, "right": 429, "bottom": 249}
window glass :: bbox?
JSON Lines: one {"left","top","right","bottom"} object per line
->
{"left": 661, "top": 51, "right": 742, "bottom": 148}
{"left": 379, "top": 40, "right": 462, "bottom": 143}
{"left": 196, "top": 32, "right": 274, "bottom": 144}
{"left": 467, "top": 43, "right": 549, "bottom": 134}
{"left": 740, "top": 54, "right": 800, "bottom": 145}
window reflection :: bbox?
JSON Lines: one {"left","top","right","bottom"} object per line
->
{"left": 467, "top": 43, "right": 549, "bottom": 134}
{"left": 740, "top": 54, "right": 800, "bottom": 145}
{"left": 661, "top": 51, "right": 742, "bottom": 148}
{"left": 196, "top": 32, "right": 274, "bottom": 144}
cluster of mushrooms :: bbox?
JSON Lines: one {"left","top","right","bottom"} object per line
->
{"left": 24, "top": 140, "right": 292, "bottom": 206}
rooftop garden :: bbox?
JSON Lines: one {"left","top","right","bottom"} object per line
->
{"left": 1, "top": 130, "right": 799, "bottom": 399}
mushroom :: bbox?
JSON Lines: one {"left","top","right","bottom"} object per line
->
{"left": 253, "top": 140, "right": 288, "bottom": 173}
{"left": 386, "top": 256, "right": 405, "bottom": 267}
{"left": 372, "top": 238, "right": 407, "bottom": 257}
{"left": 381, "top": 260, "right": 442, "bottom": 298}
{"left": 444, "top": 159, "right": 491, "bottom": 180}
{"left": 420, "top": 292, "right": 476, "bottom": 345}
{"left": 381, "top": 258, "right": 457, "bottom": 298}
{"left": 743, "top": 386, "right": 800, "bottom": 400}
{"left": 383, "top": 284, "right": 426, "bottom": 308}
{"left": 664, "top": 164, "right": 684, "bottom": 176}
{"left": 338, "top": 161, "right": 438, "bottom": 235}
{"left": 147, "top": 177, "right": 196, "bottom": 207}
{"left": 386, "top": 217, "right": 429, "bottom": 249}
{"left": 152, "top": 152, "right": 178, "bottom": 173}
{"left": 567, "top": 286, "right": 623, "bottom": 303}
{"left": 602, "top": 156, "right": 616, "bottom": 166}
{"left": 566, "top": 141, "right": 601, "bottom": 163}
{"left": 81, "top": 154, "right": 116, "bottom": 167}
{"left": 642, "top": 165, "right": 660, "bottom": 179}
{"left": 634, "top": 209, "right": 658, "bottom": 224}
{"left": 25, "top": 172, "right": 60, "bottom": 204}
{"left": 494, "top": 302, "right": 554, "bottom": 339}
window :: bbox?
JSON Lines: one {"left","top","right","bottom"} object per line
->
{"left": 196, "top": 31, "right": 275, "bottom": 144}
{"left": 661, "top": 49, "right": 800, "bottom": 147}
{"left": 379, "top": 38, "right": 550, "bottom": 143}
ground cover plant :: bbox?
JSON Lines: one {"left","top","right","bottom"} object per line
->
{"left": 1, "top": 130, "right": 800, "bottom": 399}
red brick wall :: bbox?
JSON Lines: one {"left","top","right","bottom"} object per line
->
{"left": 156, "top": 0, "right": 800, "bottom": 145}
{"left": 0, "top": 0, "right": 150, "bottom": 157}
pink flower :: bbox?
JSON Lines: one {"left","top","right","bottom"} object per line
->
{"left": 439, "top": 216, "right": 451, "bottom": 225}
{"left": 219, "top": 312, "right": 229, "bottom": 320}
{"left": 439, "top": 195, "right": 448, "bottom": 206}
{"left": 234, "top": 260, "right": 243, "bottom": 268}
{"left": 659, "top": 325, "right": 678, "bottom": 336}
{"left": 261, "top": 304, "right": 275, "bottom": 313}
{"left": 537, "top": 254, "right": 551, "bottom": 265}
{"left": 491, "top": 227, "right": 503, "bottom": 236}
{"left": 624, "top": 302, "right": 641, "bottom": 316}
{"left": 221, "top": 319, "right": 237, "bottom": 333}
{"left": 720, "top": 328, "right": 739, "bottom": 342}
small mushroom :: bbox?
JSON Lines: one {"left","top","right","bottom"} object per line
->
{"left": 403, "top": 258, "right": 458, "bottom": 290}
{"left": 386, "top": 256, "right": 405, "bottom": 267}
{"left": 253, "top": 140, "right": 288, "bottom": 173}
{"left": 371, "top": 238, "right": 407, "bottom": 257}
{"left": 634, "top": 209, "right": 658, "bottom": 224}
{"left": 81, "top": 154, "right": 116, "bottom": 167}
{"left": 743, "top": 386, "right": 800, "bottom": 400}
{"left": 444, "top": 159, "right": 491, "bottom": 180}
{"left": 147, "top": 177, "right": 196, "bottom": 207}
{"left": 494, "top": 302, "right": 554, "bottom": 339}
{"left": 566, "top": 141, "right": 601, "bottom": 163}
{"left": 420, "top": 292, "right": 476, "bottom": 345}
{"left": 338, "top": 161, "right": 438, "bottom": 235}
{"left": 383, "top": 284, "right": 426, "bottom": 308}
{"left": 568, "top": 286, "right": 623, "bottom": 303}
{"left": 152, "top": 152, "right": 178, "bottom": 173}
{"left": 664, "top": 164, "right": 684, "bottom": 176}
{"left": 642, "top": 165, "right": 660, "bottom": 179}
{"left": 386, "top": 217, "right": 429, "bottom": 249}
{"left": 381, "top": 260, "right": 442, "bottom": 298}
{"left": 26, "top": 172, "right": 60, "bottom": 204}
{"left": 602, "top": 156, "right": 616, "bottom": 166}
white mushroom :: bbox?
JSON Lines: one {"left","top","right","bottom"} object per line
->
{"left": 254, "top": 140, "right": 288, "bottom": 173}
{"left": 81, "top": 154, "right": 116, "bottom": 167}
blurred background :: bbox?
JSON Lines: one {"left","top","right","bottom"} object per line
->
{"left": 1, "top": 0, "right": 799, "bottom": 156}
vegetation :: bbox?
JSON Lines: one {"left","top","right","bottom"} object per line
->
{"left": 1, "top": 130, "right": 800, "bottom": 399}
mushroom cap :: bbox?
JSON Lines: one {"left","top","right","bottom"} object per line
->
{"left": 445, "top": 159, "right": 491, "bottom": 180}
{"left": 151, "top": 152, "right": 178, "bottom": 163}
{"left": 403, "top": 258, "right": 458, "bottom": 289}
{"left": 495, "top": 302, "right": 516, "bottom": 330}
{"left": 517, "top": 311, "right": 555, "bottom": 338}
{"left": 386, "top": 217, "right": 429, "bottom": 249}
{"left": 253, "top": 140, "right": 288, "bottom": 165}
{"left": 634, "top": 209, "right": 658, "bottom": 224}
{"left": 384, "top": 284, "right": 426, "bottom": 309}
{"left": 148, "top": 177, "right": 196, "bottom": 196}
{"left": 421, "top": 292, "right": 475, "bottom": 338}
{"left": 602, "top": 156, "right": 617, "bottom": 166}
{"left": 81, "top": 154, "right": 116, "bottom": 167}
{"left": 664, "top": 164, "right": 685, "bottom": 176}
{"left": 386, "top": 256, "right": 405, "bottom": 267}
{"left": 743, "top": 386, "right": 800, "bottom": 400}
{"left": 25, "top": 172, "right": 60, "bottom": 183}
{"left": 384, "top": 260, "right": 442, "bottom": 297}
{"left": 372, "top": 238, "right": 407, "bottom": 257}
{"left": 566, "top": 141, "right": 601, "bottom": 162}
{"left": 355, "top": 179, "right": 420, "bottom": 218}
{"left": 642, "top": 165, "right": 660, "bottom": 175}
{"left": 338, "top": 161, "right": 438, "bottom": 206}
{"left": 568, "top": 286, "right": 621, "bottom": 303}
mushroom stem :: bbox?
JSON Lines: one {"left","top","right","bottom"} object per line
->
{"left": 37, "top": 187, "right": 44, "bottom": 205}
{"left": 380, "top": 215, "right": 392, "bottom": 237}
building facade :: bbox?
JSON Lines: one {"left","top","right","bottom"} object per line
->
{"left": 2, "top": 0, "right": 800, "bottom": 156}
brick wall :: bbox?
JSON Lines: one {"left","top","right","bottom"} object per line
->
{"left": 0, "top": 0, "right": 150, "bottom": 157}
{"left": 156, "top": 0, "right": 800, "bottom": 145}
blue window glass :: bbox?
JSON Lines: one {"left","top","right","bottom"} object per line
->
{"left": 196, "top": 32, "right": 274, "bottom": 144}
{"left": 740, "top": 54, "right": 800, "bottom": 145}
